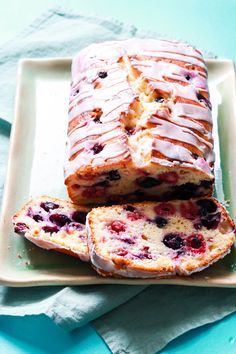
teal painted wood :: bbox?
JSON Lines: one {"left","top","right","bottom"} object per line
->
{"left": 0, "top": 313, "right": 236, "bottom": 353}
{"left": 0, "top": 316, "right": 109, "bottom": 354}
{"left": 1, "top": 0, "right": 236, "bottom": 353}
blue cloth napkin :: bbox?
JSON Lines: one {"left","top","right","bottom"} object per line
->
{"left": 1, "top": 7, "right": 236, "bottom": 354}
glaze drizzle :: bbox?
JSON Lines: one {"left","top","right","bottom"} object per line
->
{"left": 65, "top": 38, "right": 214, "bottom": 179}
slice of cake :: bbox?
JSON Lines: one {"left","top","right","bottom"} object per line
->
{"left": 87, "top": 198, "right": 235, "bottom": 277}
{"left": 12, "top": 196, "right": 89, "bottom": 261}
{"left": 65, "top": 38, "right": 214, "bottom": 205}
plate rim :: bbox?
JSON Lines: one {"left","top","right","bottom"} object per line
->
{"left": 1, "top": 57, "right": 236, "bottom": 287}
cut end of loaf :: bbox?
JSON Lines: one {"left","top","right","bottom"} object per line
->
{"left": 87, "top": 198, "right": 235, "bottom": 278}
{"left": 12, "top": 196, "right": 90, "bottom": 262}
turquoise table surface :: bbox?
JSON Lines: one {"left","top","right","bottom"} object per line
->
{"left": 1, "top": 1, "right": 236, "bottom": 353}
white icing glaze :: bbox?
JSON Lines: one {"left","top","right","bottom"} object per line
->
{"left": 150, "top": 116, "right": 214, "bottom": 163}
{"left": 134, "top": 50, "right": 206, "bottom": 69}
{"left": 173, "top": 103, "right": 212, "bottom": 123}
{"left": 24, "top": 232, "right": 89, "bottom": 262}
{"left": 68, "top": 121, "right": 121, "bottom": 153}
{"left": 65, "top": 38, "right": 214, "bottom": 181}
{"left": 153, "top": 138, "right": 194, "bottom": 163}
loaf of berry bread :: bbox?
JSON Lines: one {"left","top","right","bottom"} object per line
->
{"left": 65, "top": 38, "right": 214, "bottom": 205}
{"left": 87, "top": 198, "right": 235, "bottom": 277}
{"left": 12, "top": 196, "right": 89, "bottom": 261}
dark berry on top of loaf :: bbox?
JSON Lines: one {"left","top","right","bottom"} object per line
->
{"left": 12, "top": 196, "right": 90, "bottom": 261}
{"left": 86, "top": 198, "right": 235, "bottom": 278}
{"left": 65, "top": 39, "right": 214, "bottom": 205}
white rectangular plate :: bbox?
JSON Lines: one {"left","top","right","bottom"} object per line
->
{"left": 1, "top": 58, "right": 236, "bottom": 287}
